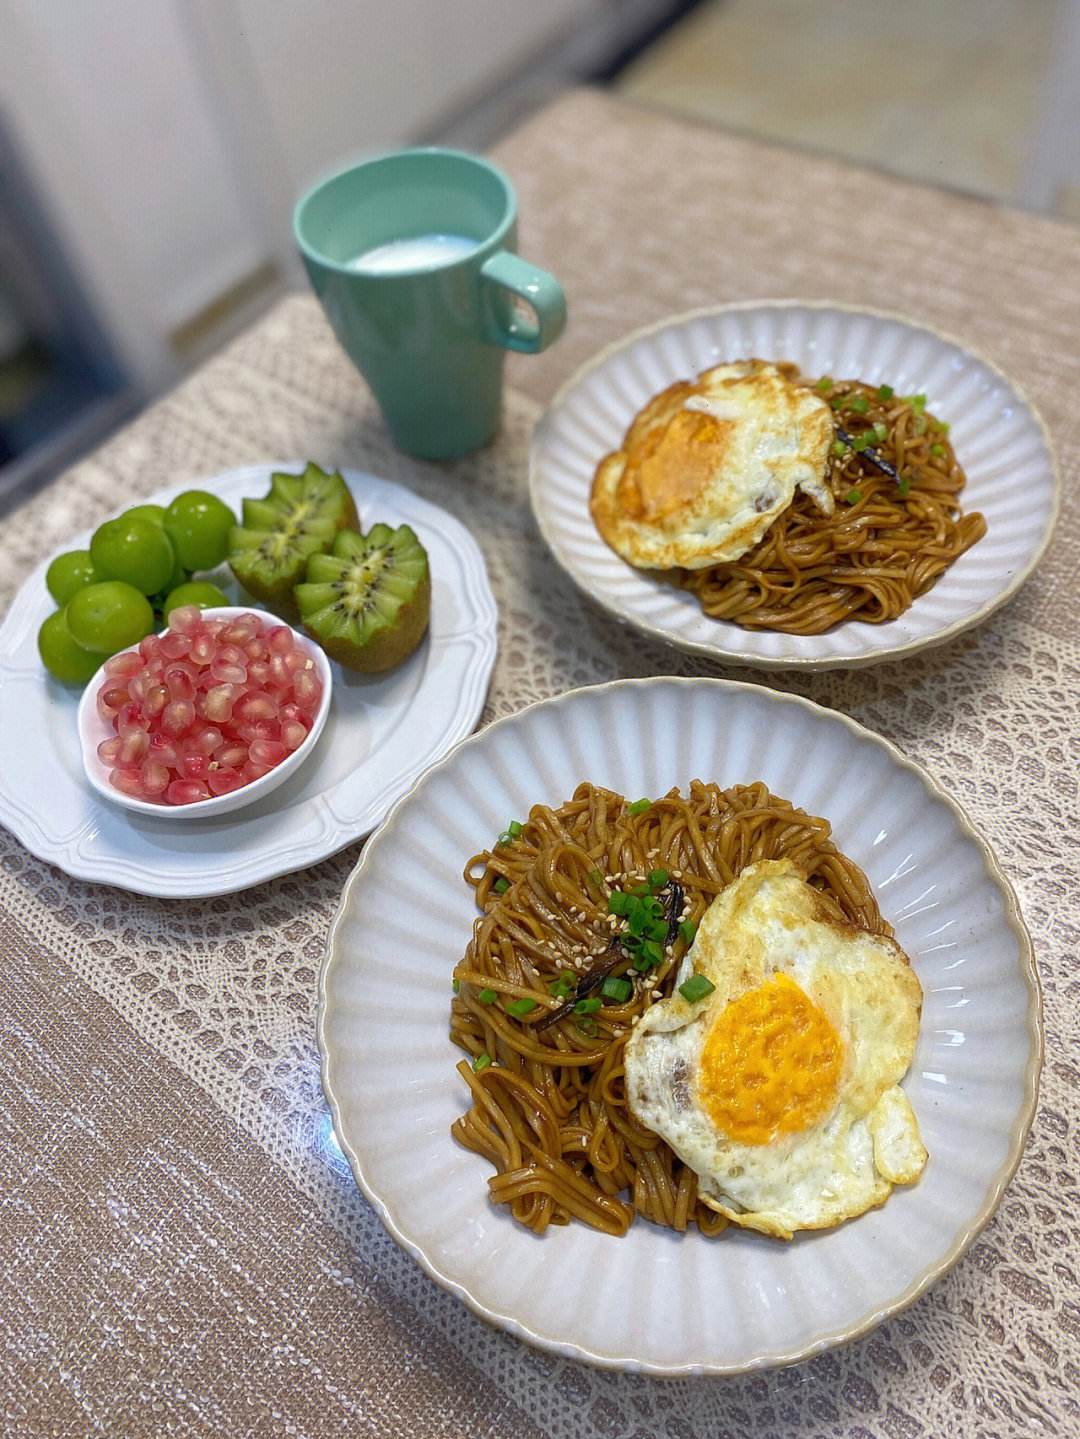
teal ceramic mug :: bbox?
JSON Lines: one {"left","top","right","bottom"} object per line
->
{"left": 294, "top": 148, "right": 566, "bottom": 460}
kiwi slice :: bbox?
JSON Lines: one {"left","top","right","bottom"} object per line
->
{"left": 295, "top": 524, "right": 430, "bottom": 673}
{"left": 228, "top": 463, "right": 358, "bottom": 617}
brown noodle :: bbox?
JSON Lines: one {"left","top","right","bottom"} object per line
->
{"left": 675, "top": 373, "right": 986, "bottom": 634}
{"left": 450, "top": 781, "right": 890, "bottom": 1237}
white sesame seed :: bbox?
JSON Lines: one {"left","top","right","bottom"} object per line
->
{"left": 651, "top": 989, "right": 663, "bottom": 1000}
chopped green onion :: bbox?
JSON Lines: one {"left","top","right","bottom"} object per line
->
{"left": 473, "top": 1052, "right": 492, "bottom": 1072}
{"left": 830, "top": 438, "right": 848, "bottom": 458}
{"left": 627, "top": 798, "right": 651, "bottom": 816}
{"left": 640, "top": 939, "right": 664, "bottom": 966}
{"left": 897, "top": 477, "right": 912, "bottom": 498}
{"left": 648, "top": 868, "right": 669, "bottom": 889}
{"left": 631, "top": 952, "right": 654, "bottom": 973}
{"left": 877, "top": 384, "right": 894, "bottom": 401}
{"left": 575, "top": 1015, "right": 599, "bottom": 1037}
{"left": 816, "top": 375, "right": 833, "bottom": 393}
{"left": 506, "top": 997, "right": 538, "bottom": 1018}
{"left": 645, "top": 919, "right": 669, "bottom": 942}
{"left": 548, "top": 976, "right": 574, "bottom": 1000}
{"left": 850, "top": 394, "right": 869, "bottom": 414}
{"left": 492, "top": 876, "right": 509, "bottom": 894}
{"left": 574, "top": 997, "right": 602, "bottom": 1015}
{"left": 678, "top": 920, "right": 697, "bottom": 944}
{"left": 873, "top": 421, "right": 888, "bottom": 442}
{"left": 910, "top": 393, "right": 927, "bottom": 413}
{"left": 845, "top": 488, "right": 863, "bottom": 504}
{"left": 507, "top": 819, "right": 523, "bottom": 838}
{"left": 936, "top": 421, "right": 950, "bottom": 434}
{"left": 620, "top": 933, "right": 643, "bottom": 951}
{"left": 478, "top": 988, "right": 497, "bottom": 1005}
{"left": 642, "top": 895, "right": 664, "bottom": 915}
{"left": 601, "top": 976, "right": 633, "bottom": 1003}
{"left": 630, "top": 884, "right": 651, "bottom": 898}
{"left": 627, "top": 906, "right": 648, "bottom": 937}
{"left": 452, "top": 978, "right": 460, "bottom": 993}
{"left": 679, "top": 973, "right": 716, "bottom": 1004}
{"left": 851, "top": 432, "right": 872, "bottom": 452}
{"left": 913, "top": 415, "right": 928, "bottom": 436}
{"left": 497, "top": 831, "right": 512, "bottom": 846}
{"left": 587, "top": 868, "right": 603, "bottom": 886}
{"left": 930, "top": 443, "right": 945, "bottom": 458}
{"left": 830, "top": 395, "right": 846, "bottom": 409}
{"left": 607, "top": 890, "right": 630, "bottom": 916}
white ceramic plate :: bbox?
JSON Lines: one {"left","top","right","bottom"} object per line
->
{"left": 0, "top": 464, "right": 497, "bottom": 898}
{"left": 320, "top": 678, "right": 1041, "bottom": 1376}
{"left": 530, "top": 302, "right": 1059, "bottom": 669}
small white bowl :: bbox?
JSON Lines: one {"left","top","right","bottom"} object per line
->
{"left": 77, "top": 606, "right": 332, "bottom": 820}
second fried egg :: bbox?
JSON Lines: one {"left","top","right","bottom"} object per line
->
{"left": 623, "top": 859, "right": 927, "bottom": 1239}
{"left": 589, "top": 360, "right": 834, "bottom": 571}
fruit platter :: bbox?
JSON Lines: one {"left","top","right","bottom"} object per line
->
{"left": 0, "top": 461, "right": 497, "bottom": 896}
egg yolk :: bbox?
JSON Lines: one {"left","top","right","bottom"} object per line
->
{"left": 699, "top": 972, "right": 842, "bottom": 1145}
{"left": 616, "top": 409, "right": 735, "bottom": 522}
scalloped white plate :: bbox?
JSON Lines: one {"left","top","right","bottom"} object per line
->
{"left": 320, "top": 678, "right": 1040, "bottom": 1376}
{"left": 530, "top": 302, "right": 1059, "bottom": 669}
{"left": 0, "top": 463, "right": 497, "bottom": 898}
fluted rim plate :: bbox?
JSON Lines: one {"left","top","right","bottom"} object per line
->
{"left": 320, "top": 678, "right": 1041, "bottom": 1375}
{"left": 529, "top": 302, "right": 1060, "bottom": 669}
{"left": 0, "top": 463, "right": 497, "bottom": 897}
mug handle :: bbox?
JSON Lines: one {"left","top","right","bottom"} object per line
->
{"left": 480, "top": 251, "right": 567, "bottom": 354}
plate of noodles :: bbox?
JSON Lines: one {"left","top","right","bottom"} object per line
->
{"left": 319, "top": 678, "right": 1040, "bottom": 1375}
{"left": 529, "top": 302, "right": 1059, "bottom": 669}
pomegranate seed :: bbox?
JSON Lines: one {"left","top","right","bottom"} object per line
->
{"left": 283, "top": 648, "right": 308, "bottom": 675}
{"left": 198, "top": 684, "right": 235, "bottom": 724}
{"left": 268, "top": 655, "right": 291, "bottom": 688}
{"left": 279, "top": 702, "right": 310, "bottom": 729}
{"left": 118, "top": 729, "right": 150, "bottom": 767}
{"left": 248, "top": 737, "right": 288, "bottom": 768}
{"left": 267, "top": 625, "right": 294, "bottom": 655}
{"left": 210, "top": 660, "right": 246, "bottom": 685}
{"left": 159, "top": 631, "right": 191, "bottom": 660}
{"left": 138, "top": 634, "right": 160, "bottom": 661}
{"left": 207, "top": 767, "right": 245, "bottom": 796}
{"left": 244, "top": 638, "right": 267, "bottom": 662}
{"left": 234, "top": 720, "right": 279, "bottom": 745}
{"left": 110, "top": 768, "right": 146, "bottom": 796}
{"left": 190, "top": 726, "right": 223, "bottom": 756}
{"left": 148, "top": 734, "right": 179, "bottom": 767}
{"left": 166, "top": 778, "right": 210, "bottom": 805}
{"left": 179, "top": 751, "right": 211, "bottom": 781}
{"left": 140, "top": 760, "right": 170, "bottom": 795}
{"left": 97, "top": 684, "right": 129, "bottom": 721}
{"left": 161, "top": 700, "right": 195, "bottom": 737}
{"left": 292, "top": 671, "right": 321, "bottom": 709}
{"left": 218, "top": 743, "right": 248, "bottom": 769}
{"left": 97, "top": 736, "right": 122, "bottom": 765}
{"left": 281, "top": 721, "right": 307, "bottom": 751}
{"left": 117, "top": 703, "right": 148, "bottom": 737}
{"left": 143, "top": 684, "right": 169, "bottom": 718}
{"left": 236, "top": 691, "right": 278, "bottom": 724}
{"left": 242, "top": 761, "right": 273, "bottom": 782}
{"left": 104, "top": 651, "right": 141, "bottom": 679}
{"left": 164, "top": 664, "right": 196, "bottom": 701}
{"left": 222, "top": 621, "right": 258, "bottom": 645}
{"left": 167, "top": 605, "right": 204, "bottom": 634}
{"left": 189, "top": 633, "right": 216, "bottom": 665}
{"left": 248, "top": 660, "right": 272, "bottom": 686}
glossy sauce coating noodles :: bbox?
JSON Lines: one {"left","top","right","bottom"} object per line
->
{"left": 677, "top": 373, "right": 986, "bottom": 634}
{"left": 450, "top": 781, "right": 890, "bottom": 1237}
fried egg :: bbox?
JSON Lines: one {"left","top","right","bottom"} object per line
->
{"left": 623, "top": 859, "right": 927, "bottom": 1239}
{"left": 589, "top": 360, "right": 835, "bottom": 571}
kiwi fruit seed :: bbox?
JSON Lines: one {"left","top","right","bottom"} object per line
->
{"left": 228, "top": 463, "right": 358, "bottom": 617}
{"left": 295, "top": 523, "right": 430, "bottom": 673}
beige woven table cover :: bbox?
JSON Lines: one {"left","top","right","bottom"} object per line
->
{"left": 3, "top": 91, "right": 1079, "bottom": 1439}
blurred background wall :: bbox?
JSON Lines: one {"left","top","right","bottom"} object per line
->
{"left": 0, "top": 0, "right": 1077, "bottom": 510}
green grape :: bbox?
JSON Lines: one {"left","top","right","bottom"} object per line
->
{"left": 45, "top": 549, "right": 101, "bottom": 606}
{"left": 66, "top": 581, "right": 155, "bottom": 655}
{"left": 90, "top": 514, "right": 176, "bottom": 594}
{"left": 162, "top": 581, "right": 229, "bottom": 618}
{"left": 38, "top": 609, "right": 103, "bottom": 684}
{"left": 164, "top": 490, "right": 236, "bottom": 571}
{"left": 124, "top": 503, "right": 167, "bottom": 528}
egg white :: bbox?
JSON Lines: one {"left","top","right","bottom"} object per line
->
{"left": 623, "top": 859, "right": 927, "bottom": 1239}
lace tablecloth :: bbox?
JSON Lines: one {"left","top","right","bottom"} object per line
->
{"left": 3, "top": 91, "right": 1078, "bottom": 1439}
